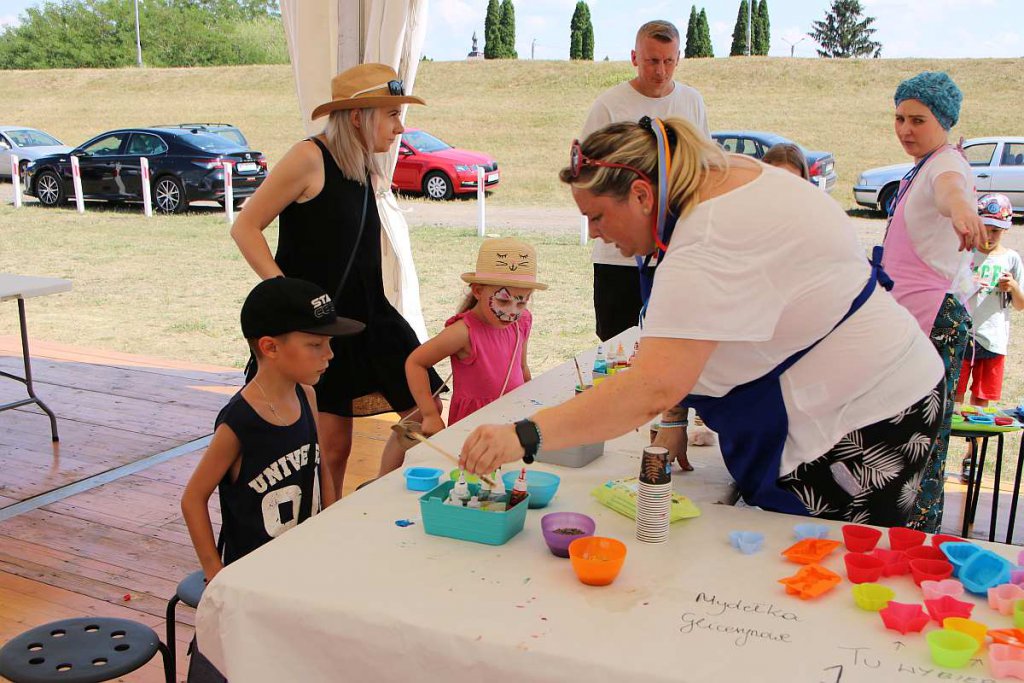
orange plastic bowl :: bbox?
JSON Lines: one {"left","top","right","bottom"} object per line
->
{"left": 569, "top": 536, "right": 627, "bottom": 586}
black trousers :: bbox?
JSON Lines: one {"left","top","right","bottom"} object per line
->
{"left": 593, "top": 263, "right": 645, "bottom": 342}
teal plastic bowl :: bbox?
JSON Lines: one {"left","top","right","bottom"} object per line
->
{"left": 502, "top": 470, "right": 560, "bottom": 509}
{"left": 404, "top": 466, "right": 444, "bottom": 491}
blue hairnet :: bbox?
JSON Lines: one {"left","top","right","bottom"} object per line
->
{"left": 894, "top": 71, "right": 963, "bottom": 131}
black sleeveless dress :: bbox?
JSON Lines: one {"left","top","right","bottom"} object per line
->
{"left": 274, "top": 138, "right": 442, "bottom": 417}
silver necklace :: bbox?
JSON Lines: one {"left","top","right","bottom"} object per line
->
{"left": 251, "top": 378, "right": 283, "bottom": 425}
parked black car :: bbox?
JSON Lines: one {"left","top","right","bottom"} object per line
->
{"left": 22, "top": 127, "right": 267, "bottom": 213}
{"left": 711, "top": 130, "right": 838, "bottom": 192}
{"left": 151, "top": 122, "right": 250, "bottom": 148}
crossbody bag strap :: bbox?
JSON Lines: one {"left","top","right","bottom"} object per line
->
{"left": 333, "top": 179, "right": 371, "bottom": 303}
{"left": 498, "top": 321, "right": 522, "bottom": 397}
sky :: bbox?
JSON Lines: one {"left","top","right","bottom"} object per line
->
{"left": 2, "top": 0, "right": 1022, "bottom": 61}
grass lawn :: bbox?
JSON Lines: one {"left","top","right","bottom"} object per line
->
{"left": 2, "top": 57, "right": 1024, "bottom": 483}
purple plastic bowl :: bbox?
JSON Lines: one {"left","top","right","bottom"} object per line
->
{"left": 541, "top": 512, "right": 596, "bottom": 558}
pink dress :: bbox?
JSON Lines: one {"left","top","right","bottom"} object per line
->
{"left": 445, "top": 309, "right": 532, "bottom": 425}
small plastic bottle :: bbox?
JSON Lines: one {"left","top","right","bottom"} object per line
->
{"left": 452, "top": 472, "right": 470, "bottom": 502}
{"left": 507, "top": 467, "right": 529, "bottom": 509}
{"left": 491, "top": 468, "right": 507, "bottom": 501}
{"left": 615, "top": 343, "right": 628, "bottom": 369}
{"left": 466, "top": 496, "right": 481, "bottom": 509}
{"left": 593, "top": 345, "right": 608, "bottom": 383}
{"left": 478, "top": 477, "right": 492, "bottom": 502}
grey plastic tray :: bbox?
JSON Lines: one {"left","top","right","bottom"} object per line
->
{"left": 535, "top": 441, "right": 604, "bottom": 468}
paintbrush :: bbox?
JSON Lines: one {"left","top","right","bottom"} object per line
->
{"left": 573, "top": 357, "right": 586, "bottom": 390}
{"left": 392, "top": 422, "right": 496, "bottom": 487}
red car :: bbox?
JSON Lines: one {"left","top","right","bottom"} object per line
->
{"left": 393, "top": 129, "right": 500, "bottom": 200}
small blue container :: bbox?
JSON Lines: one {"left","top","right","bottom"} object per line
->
{"left": 404, "top": 466, "right": 444, "bottom": 491}
{"left": 419, "top": 480, "right": 529, "bottom": 545}
{"left": 502, "top": 470, "right": 560, "bottom": 509}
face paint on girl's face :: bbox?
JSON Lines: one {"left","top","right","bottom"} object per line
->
{"left": 488, "top": 287, "right": 530, "bottom": 323}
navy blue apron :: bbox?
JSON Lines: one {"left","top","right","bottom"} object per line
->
{"left": 639, "top": 215, "right": 892, "bottom": 515}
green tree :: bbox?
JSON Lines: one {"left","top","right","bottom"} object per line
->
{"left": 0, "top": 0, "right": 285, "bottom": 68}
{"left": 730, "top": 0, "right": 750, "bottom": 56}
{"left": 569, "top": 1, "right": 593, "bottom": 60}
{"left": 580, "top": 5, "right": 594, "bottom": 60}
{"left": 498, "top": 0, "right": 517, "bottom": 58}
{"left": 752, "top": 0, "right": 770, "bottom": 55}
{"left": 696, "top": 9, "right": 714, "bottom": 58}
{"left": 810, "top": 0, "right": 882, "bottom": 58}
{"left": 684, "top": 5, "right": 698, "bottom": 59}
{"left": 484, "top": 0, "right": 502, "bottom": 59}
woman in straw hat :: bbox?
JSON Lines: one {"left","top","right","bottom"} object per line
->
{"left": 406, "top": 238, "right": 547, "bottom": 438}
{"left": 460, "top": 115, "right": 959, "bottom": 528}
{"left": 231, "top": 63, "right": 444, "bottom": 498}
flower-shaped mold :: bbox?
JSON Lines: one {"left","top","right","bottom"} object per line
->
{"left": 871, "top": 548, "right": 910, "bottom": 577}
{"left": 924, "top": 595, "right": 974, "bottom": 623}
{"left": 852, "top": 583, "right": 895, "bottom": 612}
{"left": 989, "top": 644, "right": 1024, "bottom": 681}
{"left": 729, "top": 531, "right": 765, "bottom": 555}
{"left": 920, "top": 579, "right": 965, "bottom": 601}
{"left": 794, "top": 523, "right": 830, "bottom": 541}
{"left": 989, "top": 583, "right": 1024, "bottom": 615}
{"left": 880, "top": 601, "right": 930, "bottom": 635}
{"left": 927, "top": 628, "right": 980, "bottom": 668}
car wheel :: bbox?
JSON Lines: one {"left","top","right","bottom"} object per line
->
{"left": 422, "top": 171, "right": 454, "bottom": 201}
{"left": 34, "top": 170, "right": 65, "bottom": 207}
{"left": 878, "top": 183, "right": 899, "bottom": 216}
{"left": 154, "top": 175, "right": 187, "bottom": 214}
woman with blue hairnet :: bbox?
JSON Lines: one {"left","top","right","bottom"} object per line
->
{"left": 881, "top": 71, "right": 986, "bottom": 533}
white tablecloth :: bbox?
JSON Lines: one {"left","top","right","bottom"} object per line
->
{"left": 196, "top": 335, "right": 1020, "bottom": 682}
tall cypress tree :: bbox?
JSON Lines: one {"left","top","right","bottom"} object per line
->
{"left": 756, "top": 0, "right": 771, "bottom": 55}
{"left": 580, "top": 3, "right": 594, "bottom": 60}
{"left": 730, "top": 0, "right": 750, "bottom": 56}
{"left": 569, "top": 2, "right": 583, "bottom": 59}
{"left": 684, "top": 5, "right": 698, "bottom": 59}
{"left": 751, "top": 0, "right": 764, "bottom": 55}
{"left": 498, "top": 0, "right": 517, "bottom": 58}
{"left": 484, "top": 0, "right": 501, "bottom": 59}
{"left": 696, "top": 8, "right": 714, "bottom": 58}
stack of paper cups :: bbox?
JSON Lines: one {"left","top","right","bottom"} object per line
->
{"left": 636, "top": 445, "right": 671, "bottom": 543}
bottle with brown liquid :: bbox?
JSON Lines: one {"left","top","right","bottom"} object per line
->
{"left": 507, "top": 467, "right": 529, "bottom": 509}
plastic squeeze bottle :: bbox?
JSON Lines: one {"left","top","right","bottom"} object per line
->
{"left": 592, "top": 345, "right": 608, "bottom": 383}
{"left": 507, "top": 468, "right": 529, "bottom": 509}
{"left": 491, "top": 468, "right": 507, "bottom": 500}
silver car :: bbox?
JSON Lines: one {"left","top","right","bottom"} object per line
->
{"left": 854, "top": 136, "right": 1024, "bottom": 214}
{"left": 0, "top": 126, "right": 72, "bottom": 179}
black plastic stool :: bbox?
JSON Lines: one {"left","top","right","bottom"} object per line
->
{"left": 165, "top": 569, "right": 206, "bottom": 680}
{"left": 0, "top": 617, "right": 171, "bottom": 683}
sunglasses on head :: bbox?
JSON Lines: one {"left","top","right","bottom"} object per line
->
{"left": 983, "top": 201, "right": 1009, "bottom": 217}
{"left": 568, "top": 139, "right": 651, "bottom": 183}
{"left": 351, "top": 79, "right": 406, "bottom": 98}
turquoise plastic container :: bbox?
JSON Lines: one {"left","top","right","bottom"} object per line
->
{"left": 419, "top": 480, "right": 529, "bottom": 545}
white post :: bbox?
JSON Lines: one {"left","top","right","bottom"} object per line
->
{"left": 476, "top": 165, "right": 485, "bottom": 237}
{"left": 11, "top": 155, "right": 22, "bottom": 208}
{"left": 580, "top": 214, "right": 588, "bottom": 247}
{"left": 223, "top": 160, "right": 234, "bottom": 223}
{"left": 816, "top": 176, "right": 826, "bottom": 191}
{"left": 140, "top": 157, "right": 152, "bottom": 217}
{"left": 70, "top": 155, "right": 85, "bottom": 213}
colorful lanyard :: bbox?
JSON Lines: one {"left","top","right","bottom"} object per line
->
{"left": 635, "top": 118, "right": 676, "bottom": 328}
{"left": 887, "top": 147, "right": 941, "bottom": 219}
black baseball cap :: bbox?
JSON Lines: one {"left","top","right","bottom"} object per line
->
{"left": 241, "top": 277, "right": 365, "bottom": 339}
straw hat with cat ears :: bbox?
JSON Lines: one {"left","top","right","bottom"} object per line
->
{"left": 461, "top": 238, "right": 548, "bottom": 290}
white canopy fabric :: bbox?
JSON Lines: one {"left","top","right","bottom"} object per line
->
{"left": 280, "top": 0, "right": 429, "bottom": 341}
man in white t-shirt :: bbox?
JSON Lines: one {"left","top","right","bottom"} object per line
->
{"left": 580, "top": 19, "right": 710, "bottom": 343}
{"left": 580, "top": 19, "right": 710, "bottom": 471}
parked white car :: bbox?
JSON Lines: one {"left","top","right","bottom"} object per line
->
{"left": 854, "top": 136, "right": 1024, "bottom": 214}
{"left": 0, "top": 126, "right": 71, "bottom": 179}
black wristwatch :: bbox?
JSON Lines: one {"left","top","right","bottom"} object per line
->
{"left": 514, "top": 419, "right": 541, "bottom": 464}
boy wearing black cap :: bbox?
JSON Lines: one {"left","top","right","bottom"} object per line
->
{"left": 182, "top": 277, "right": 364, "bottom": 583}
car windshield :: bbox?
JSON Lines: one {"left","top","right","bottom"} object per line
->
{"left": 179, "top": 132, "right": 245, "bottom": 153}
{"left": 403, "top": 130, "right": 451, "bottom": 153}
{"left": 7, "top": 129, "right": 62, "bottom": 147}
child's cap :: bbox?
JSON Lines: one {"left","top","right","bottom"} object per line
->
{"left": 461, "top": 238, "right": 548, "bottom": 290}
{"left": 979, "top": 193, "right": 1014, "bottom": 230}
{"left": 241, "top": 277, "right": 365, "bottom": 339}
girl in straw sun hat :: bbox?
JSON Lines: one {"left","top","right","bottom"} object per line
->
{"left": 406, "top": 238, "right": 548, "bottom": 436}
